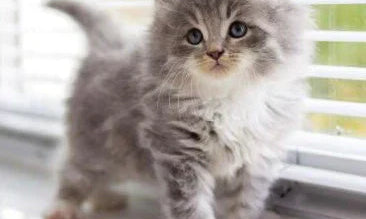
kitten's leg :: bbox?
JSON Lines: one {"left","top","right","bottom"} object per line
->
{"left": 88, "top": 185, "right": 128, "bottom": 212}
{"left": 215, "top": 167, "right": 275, "bottom": 219}
{"left": 45, "top": 162, "right": 105, "bottom": 219}
{"left": 155, "top": 159, "right": 216, "bottom": 219}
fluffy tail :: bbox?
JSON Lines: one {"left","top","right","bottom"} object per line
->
{"left": 47, "top": 0, "right": 123, "bottom": 54}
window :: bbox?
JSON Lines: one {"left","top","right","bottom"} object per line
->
{"left": 0, "top": 0, "right": 365, "bottom": 211}
{"left": 282, "top": 0, "right": 366, "bottom": 195}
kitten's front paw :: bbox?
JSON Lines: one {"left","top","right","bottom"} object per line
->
{"left": 44, "top": 202, "right": 82, "bottom": 219}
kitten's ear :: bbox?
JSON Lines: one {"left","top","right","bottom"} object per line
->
{"left": 155, "top": 0, "right": 177, "bottom": 9}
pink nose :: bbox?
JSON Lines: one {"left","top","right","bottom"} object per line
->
{"left": 206, "top": 50, "right": 225, "bottom": 61}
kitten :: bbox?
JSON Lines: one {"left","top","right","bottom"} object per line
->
{"left": 46, "top": 0, "right": 312, "bottom": 219}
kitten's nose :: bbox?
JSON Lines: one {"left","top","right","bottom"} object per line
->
{"left": 206, "top": 50, "right": 225, "bottom": 61}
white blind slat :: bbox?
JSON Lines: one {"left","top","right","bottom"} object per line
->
{"left": 298, "top": 0, "right": 366, "bottom": 4}
{"left": 306, "top": 98, "right": 366, "bottom": 118}
{"left": 307, "top": 30, "right": 366, "bottom": 43}
{"left": 281, "top": 165, "right": 366, "bottom": 194}
{"left": 286, "top": 131, "right": 366, "bottom": 158}
{"left": 308, "top": 65, "right": 366, "bottom": 81}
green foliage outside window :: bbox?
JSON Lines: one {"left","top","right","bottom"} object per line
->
{"left": 308, "top": 4, "right": 366, "bottom": 137}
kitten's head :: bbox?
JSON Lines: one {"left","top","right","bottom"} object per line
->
{"left": 150, "top": 0, "right": 311, "bottom": 94}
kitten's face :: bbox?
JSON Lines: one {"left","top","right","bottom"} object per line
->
{"left": 183, "top": 10, "right": 256, "bottom": 78}
{"left": 152, "top": 0, "right": 308, "bottom": 84}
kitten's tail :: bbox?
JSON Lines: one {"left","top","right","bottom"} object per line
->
{"left": 47, "top": 0, "right": 123, "bottom": 54}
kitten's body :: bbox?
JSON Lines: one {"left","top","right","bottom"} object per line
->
{"left": 46, "top": 0, "right": 311, "bottom": 219}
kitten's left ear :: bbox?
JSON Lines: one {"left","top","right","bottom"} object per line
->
{"left": 155, "top": 0, "right": 177, "bottom": 9}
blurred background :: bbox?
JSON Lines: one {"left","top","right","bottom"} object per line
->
{"left": 0, "top": 0, "right": 365, "bottom": 219}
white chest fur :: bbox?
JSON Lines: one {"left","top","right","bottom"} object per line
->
{"left": 187, "top": 78, "right": 303, "bottom": 179}
{"left": 199, "top": 90, "right": 273, "bottom": 178}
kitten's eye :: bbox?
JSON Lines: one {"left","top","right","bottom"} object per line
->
{"left": 229, "top": 21, "right": 248, "bottom": 38}
{"left": 187, "top": 28, "right": 203, "bottom": 45}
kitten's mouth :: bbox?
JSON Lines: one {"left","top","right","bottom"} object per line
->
{"left": 210, "top": 62, "right": 225, "bottom": 71}
{"left": 195, "top": 59, "right": 231, "bottom": 76}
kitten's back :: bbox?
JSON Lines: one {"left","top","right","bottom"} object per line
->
{"left": 48, "top": 0, "right": 147, "bottom": 156}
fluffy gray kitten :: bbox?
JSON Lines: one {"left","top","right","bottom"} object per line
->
{"left": 46, "top": 0, "right": 312, "bottom": 219}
